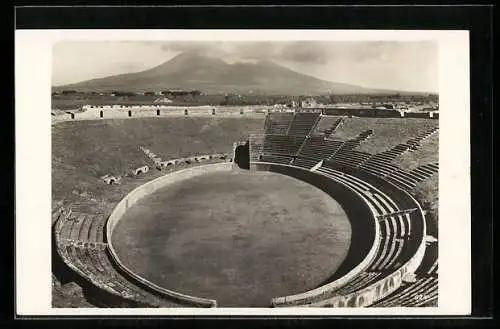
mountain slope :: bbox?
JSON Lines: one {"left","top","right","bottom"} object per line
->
{"left": 54, "top": 52, "right": 403, "bottom": 95}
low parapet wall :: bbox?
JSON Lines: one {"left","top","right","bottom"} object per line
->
{"left": 106, "top": 162, "right": 233, "bottom": 307}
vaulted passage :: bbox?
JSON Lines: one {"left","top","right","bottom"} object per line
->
{"left": 234, "top": 142, "right": 250, "bottom": 169}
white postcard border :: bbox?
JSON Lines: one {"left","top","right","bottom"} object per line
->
{"left": 15, "top": 29, "right": 471, "bottom": 316}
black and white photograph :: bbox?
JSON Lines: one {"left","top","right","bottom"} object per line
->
{"left": 15, "top": 29, "right": 471, "bottom": 316}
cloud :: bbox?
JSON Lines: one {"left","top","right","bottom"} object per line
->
{"left": 159, "top": 41, "right": 229, "bottom": 57}
{"left": 156, "top": 41, "right": 331, "bottom": 64}
{"left": 278, "top": 42, "right": 330, "bottom": 64}
{"left": 344, "top": 41, "right": 437, "bottom": 63}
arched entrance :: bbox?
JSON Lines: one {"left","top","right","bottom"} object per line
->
{"left": 234, "top": 141, "right": 249, "bottom": 170}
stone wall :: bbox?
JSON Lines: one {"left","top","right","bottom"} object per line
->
{"left": 52, "top": 106, "right": 267, "bottom": 124}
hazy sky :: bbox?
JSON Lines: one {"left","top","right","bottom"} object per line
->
{"left": 52, "top": 41, "right": 438, "bottom": 92}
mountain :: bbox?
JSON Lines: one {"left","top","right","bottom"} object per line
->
{"left": 54, "top": 52, "right": 406, "bottom": 95}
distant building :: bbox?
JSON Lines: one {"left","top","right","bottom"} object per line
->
{"left": 154, "top": 97, "right": 173, "bottom": 103}
{"left": 301, "top": 98, "right": 317, "bottom": 108}
{"left": 61, "top": 90, "right": 78, "bottom": 95}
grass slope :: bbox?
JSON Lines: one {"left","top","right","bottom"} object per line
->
{"left": 393, "top": 133, "right": 439, "bottom": 229}
{"left": 392, "top": 133, "right": 439, "bottom": 170}
{"left": 52, "top": 117, "right": 264, "bottom": 200}
{"left": 52, "top": 117, "right": 264, "bottom": 202}
{"left": 414, "top": 177, "right": 439, "bottom": 228}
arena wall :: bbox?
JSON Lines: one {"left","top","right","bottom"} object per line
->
{"left": 106, "top": 162, "right": 234, "bottom": 307}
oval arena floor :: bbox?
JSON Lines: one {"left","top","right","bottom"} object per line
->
{"left": 111, "top": 169, "right": 352, "bottom": 307}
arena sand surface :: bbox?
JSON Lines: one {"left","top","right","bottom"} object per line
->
{"left": 112, "top": 169, "right": 351, "bottom": 307}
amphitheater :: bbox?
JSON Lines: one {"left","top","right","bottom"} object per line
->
{"left": 52, "top": 107, "right": 438, "bottom": 308}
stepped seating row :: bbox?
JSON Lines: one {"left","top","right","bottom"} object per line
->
{"left": 328, "top": 150, "right": 372, "bottom": 168}
{"left": 387, "top": 162, "right": 438, "bottom": 191}
{"left": 298, "top": 137, "right": 344, "bottom": 161}
{"left": 330, "top": 117, "right": 437, "bottom": 151}
{"left": 249, "top": 136, "right": 265, "bottom": 161}
{"left": 413, "top": 163, "right": 439, "bottom": 176}
{"left": 287, "top": 112, "right": 321, "bottom": 136}
{"left": 386, "top": 170, "right": 419, "bottom": 190}
{"left": 358, "top": 133, "right": 437, "bottom": 177}
{"left": 319, "top": 126, "right": 437, "bottom": 179}
{"left": 68, "top": 201, "right": 101, "bottom": 214}
{"left": 330, "top": 130, "right": 373, "bottom": 154}
{"left": 332, "top": 129, "right": 373, "bottom": 148}
{"left": 298, "top": 167, "right": 413, "bottom": 305}
{"left": 260, "top": 154, "right": 293, "bottom": 165}
{"left": 370, "top": 236, "right": 438, "bottom": 307}
{"left": 319, "top": 166, "right": 430, "bottom": 307}
{"left": 359, "top": 143, "right": 410, "bottom": 175}
{"left": 311, "top": 116, "right": 343, "bottom": 137}
{"left": 336, "top": 166, "right": 426, "bottom": 242}
{"left": 346, "top": 167, "right": 436, "bottom": 308}
{"left": 359, "top": 157, "right": 401, "bottom": 178}
{"left": 355, "top": 129, "right": 438, "bottom": 178}
{"left": 370, "top": 276, "right": 438, "bottom": 307}
{"left": 59, "top": 243, "right": 176, "bottom": 307}
{"left": 368, "top": 196, "right": 410, "bottom": 272}
{"left": 374, "top": 144, "right": 411, "bottom": 161}
{"left": 332, "top": 272, "right": 383, "bottom": 296}
{"left": 319, "top": 167, "right": 411, "bottom": 272}
{"left": 264, "top": 112, "right": 294, "bottom": 135}
{"left": 57, "top": 212, "right": 106, "bottom": 243}
{"left": 325, "top": 130, "right": 373, "bottom": 165}
{"left": 292, "top": 157, "right": 320, "bottom": 170}
{"left": 406, "top": 127, "right": 439, "bottom": 150}
{"left": 263, "top": 135, "right": 306, "bottom": 156}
